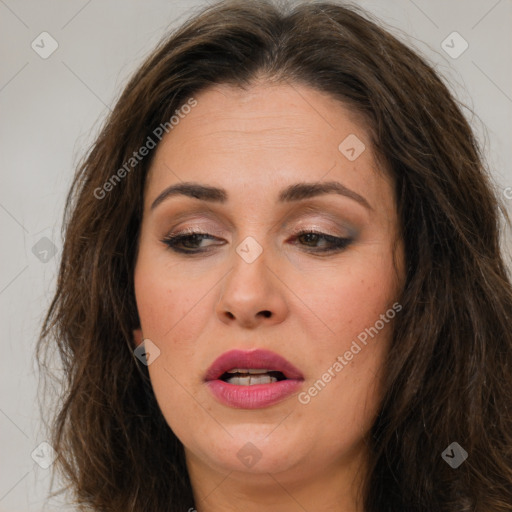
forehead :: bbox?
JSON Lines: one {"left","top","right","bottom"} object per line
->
{"left": 145, "top": 82, "right": 392, "bottom": 214}
{"left": 157, "top": 82, "right": 371, "bottom": 155}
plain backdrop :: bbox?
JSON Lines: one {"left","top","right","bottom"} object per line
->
{"left": 1, "top": 0, "right": 511, "bottom": 510}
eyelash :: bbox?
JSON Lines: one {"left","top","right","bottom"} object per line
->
{"left": 161, "top": 229, "right": 353, "bottom": 255}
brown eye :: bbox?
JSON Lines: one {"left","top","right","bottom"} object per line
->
{"left": 292, "top": 230, "right": 353, "bottom": 253}
{"left": 161, "top": 231, "right": 223, "bottom": 253}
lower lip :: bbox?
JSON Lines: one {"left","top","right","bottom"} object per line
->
{"left": 207, "top": 379, "right": 303, "bottom": 409}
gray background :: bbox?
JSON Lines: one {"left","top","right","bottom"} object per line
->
{"left": 1, "top": 0, "right": 511, "bottom": 510}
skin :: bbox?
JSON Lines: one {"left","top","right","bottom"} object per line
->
{"left": 133, "top": 81, "right": 405, "bottom": 512}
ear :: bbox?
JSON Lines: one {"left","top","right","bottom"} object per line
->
{"left": 132, "top": 327, "right": 144, "bottom": 348}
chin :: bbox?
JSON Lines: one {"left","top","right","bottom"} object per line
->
{"left": 188, "top": 427, "right": 309, "bottom": 476}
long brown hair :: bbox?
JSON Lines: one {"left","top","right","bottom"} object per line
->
{"left": 37, "top": 1, "right": 512, "bottom": 510}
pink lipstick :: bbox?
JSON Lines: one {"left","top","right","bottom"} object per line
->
{"left": 205, "top": 349, "right": 304, "bottom": 409}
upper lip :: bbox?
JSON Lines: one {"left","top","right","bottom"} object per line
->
{"left": 205, "top": 349, "right": 304, "bottom": 381}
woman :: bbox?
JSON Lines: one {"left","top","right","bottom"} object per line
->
{"left": 38, "top": 0, "right": 512, "bottom": 510}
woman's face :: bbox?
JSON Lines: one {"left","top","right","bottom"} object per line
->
{"left": 133, "top": 82, "right": 404, "bottom": 487}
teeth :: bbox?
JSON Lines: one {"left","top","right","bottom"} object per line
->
{"left": 225, "top": 375, "right": 278, "bottom": 385}
{"left": 226, "top": 368, "right": 273, "bottom": 374}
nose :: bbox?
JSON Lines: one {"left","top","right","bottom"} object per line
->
{"left": 215, "top": 243, "right": 289, "bottom": 329}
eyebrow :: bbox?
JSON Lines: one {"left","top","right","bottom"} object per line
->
{"left": 150, "top": 180, "right": 372, "bottom": 211}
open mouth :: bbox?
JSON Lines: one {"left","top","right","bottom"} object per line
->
{"left": 219, "top": 369, "right": 288, "bottom": 385}
{"left": 205, "top": 349, "right": 303, "bottom": 383}
{"left": 205, "top": 349, "right": 304, "bottom": 409}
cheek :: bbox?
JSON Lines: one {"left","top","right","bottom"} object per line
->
{"left": 134, "top": 259, "right": 206, "bottom": 438}
{"left": 294, "top": 243, "right": 400, "bottom": 353}
{"left": 133, "top": 253, "right": 217, "bottom": 418}
{"left": 291, "top": 245, "right": 399, "bottom": 421}
{"left": 134, "top": 254, "right": 211, "bottom": 341}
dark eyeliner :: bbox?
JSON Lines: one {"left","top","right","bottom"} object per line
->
{"left": 161, "top": 231, "right": 218, "bottom": 254}
{"left": 161, "top": 229, "right": 354, "bottom": 255}
{"left": 292, "top": 230, "right": 353, "bottom": 253}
